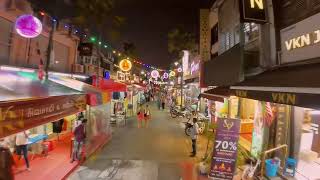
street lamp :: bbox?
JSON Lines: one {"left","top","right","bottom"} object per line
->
{"left": 174, "top": 61, "right": 179, "bottom": 66}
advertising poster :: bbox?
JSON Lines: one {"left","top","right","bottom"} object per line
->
{"left": 209, "top": 118, "right": 241, "bottom": 180}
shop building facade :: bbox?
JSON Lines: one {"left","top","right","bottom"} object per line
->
{"left": 201, "top": 0, "right": 320, "bottom": 179}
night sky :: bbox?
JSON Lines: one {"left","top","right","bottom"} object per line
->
{"left": 110, "top": 0, "right": 212, "bottom": 69}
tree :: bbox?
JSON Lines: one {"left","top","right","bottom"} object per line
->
{"left": 27, "top": 0, "right": 123, "bottom": 78}
{"left": 168, "top": 26, "right": 198, "bottom": 61}
{"left": 123, "top": 41, "right": 138, "bottom": 58}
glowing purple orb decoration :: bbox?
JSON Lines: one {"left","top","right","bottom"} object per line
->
{"left": 15, "top": 15, "right": 42, "bottom": 38}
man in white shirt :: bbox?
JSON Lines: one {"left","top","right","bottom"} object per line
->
{"left": 15, "top": 131, "right": 30, "bottom": 170}
{"left": 190, "top": 118, "right": 199, "bottom": 157}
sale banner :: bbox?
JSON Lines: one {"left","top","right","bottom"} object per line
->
{"left": 209, "top": 118, "right": 241, "bottom": 180}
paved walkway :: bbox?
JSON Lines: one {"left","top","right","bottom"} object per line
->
{"left": 68, "top": 103, "right": 198, "bottom": 180}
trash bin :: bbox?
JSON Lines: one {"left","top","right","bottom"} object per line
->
{"left": 265, "top": 159, "right": 279, "bottom": 177}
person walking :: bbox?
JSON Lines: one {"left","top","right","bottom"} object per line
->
{"left": 0, "top": 138, "right": 14, "bottom": 180}
{"left": 71, "top": 119, "right": 86, "bottom": 163}
{"left": 137, "top": 105, "right": 145, "bottom": 128}
{"left": 190, "top": 118, "right": 199, "bottom": 157}
{"left": 161, "top": 96, "right": 165, "bottom": 110}
{"left": 15, "top": 131, "right": 30, "bottom": 170}
{"left": 144, "top": 105, "right": 151, "bottom": 128}
{"left": 157, "top": 96, "right": 161, "bottom": 110}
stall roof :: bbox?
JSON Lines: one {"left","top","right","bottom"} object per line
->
{"left": 97, "top": 79, "right": 127, "bottom": 92}
{"left": 0, "top": 70, "right": 83, "bottom": 102}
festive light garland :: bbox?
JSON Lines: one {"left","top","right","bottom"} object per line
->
{"left": 37, "top": 10, "right": 167, "bottom": 72}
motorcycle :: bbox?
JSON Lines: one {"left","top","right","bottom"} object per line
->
{"left": 170, "top": 106, "right": 191, "bottom": 119}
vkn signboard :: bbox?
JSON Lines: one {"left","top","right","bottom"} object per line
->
{"left": 240, "top": 0, "right": 267, "bottom": 24}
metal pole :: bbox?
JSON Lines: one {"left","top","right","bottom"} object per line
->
{"left": 45, "top": 20, "right": 56, "bottom": 79}
{"left": 180, "top": 64, "right": 183, "bottom": 110}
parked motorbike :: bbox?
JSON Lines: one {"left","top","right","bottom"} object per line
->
{"left": 170, "top": 106, "right": 191, "bottom": 119}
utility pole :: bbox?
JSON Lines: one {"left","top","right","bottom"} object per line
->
{"left": 45, "top": 20, "right": 57, "bottom": 79}
{"left": 180, "top": 62, "right": 183, "bottom": 110}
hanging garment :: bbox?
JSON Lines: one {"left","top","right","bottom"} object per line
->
{"left": 52, "top": 119, "right": 64, "bottom": 133}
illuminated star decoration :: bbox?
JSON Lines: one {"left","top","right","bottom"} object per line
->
{"left": 15, "top": 15, "right": 42, "bottom": 38}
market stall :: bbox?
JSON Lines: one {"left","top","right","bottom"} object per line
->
{"left": 0, "top": 70, "right": 86, "bottom": 180}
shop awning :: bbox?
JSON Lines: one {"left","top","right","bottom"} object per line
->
{"left": 0, "top": 70, "right": 86, "bottom": 138}
{"left": 199, "top": 87, "right": 231, "bottom": 102}
{"left": 0, "top": 70, "right": 83, "bottom": 102}
{"left": 49, "top": 75, "right": 110, "bottom": 106}
{"left": 97, "top": 79, "right": 127, "bottom": 92}
{"left": 229, "top": 63, "right": 320, "bottom": 109}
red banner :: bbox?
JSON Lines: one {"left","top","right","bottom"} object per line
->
{"left": 0, "top": 95, "right": 86, "bottom": 138}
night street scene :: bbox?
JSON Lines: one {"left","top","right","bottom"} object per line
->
{"left": 1, "top": 0, "right": 320, "bottom": 180}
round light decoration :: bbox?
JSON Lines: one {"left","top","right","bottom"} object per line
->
{"left": 163, "top": 72, "right": 169, "bottom": 79}
{"left": 169, "top": 71, "right": 176, "bottom": 77}
{"left": 151, "top": 70, "right": 160, "bottom": 79}
{"left": 15, "top": 15, "right": 42, "bottom": 38}
{"left": 177, "top": 67, "right": 183, "bottom": 73}
{"left": 119, "top": 59, "right": 132, "bottom": 72}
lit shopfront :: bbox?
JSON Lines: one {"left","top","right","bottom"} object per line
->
{"left": 0, "top": 70, "right": 112, "bottom": 180}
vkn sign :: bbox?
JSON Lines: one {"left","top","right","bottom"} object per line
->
{"left": 240, "top": 0, "right": 267, "bottom": 24}
{"left": 281, "top": 12, "right": 320, "bottom": 64}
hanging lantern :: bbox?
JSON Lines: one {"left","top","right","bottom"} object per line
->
{"left": 15, "top": 15, "right": 42, "bottom": 38}
{"left": 151, "top": 70, "right": 159, "bottom": 79}
{"left": 119, "top": 59, "right": 132, "bottom": 72}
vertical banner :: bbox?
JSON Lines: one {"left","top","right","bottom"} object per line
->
{"left": 209, "top": 118, "right": 241, "bottom": 180}
{"left": 251, "top": 101, "right": 264, "bottom": 158}
{"left": 199, "top": 9, "right": 211, "bottom": 62}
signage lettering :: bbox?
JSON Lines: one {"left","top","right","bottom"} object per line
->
{"left": 250, "top": 0, "right": 264, "bottom": 9}
{"left": 0, "top": 95, "right": 86, "bottom": 138}
{"left": 190, "top": 61, "right": 200, "bottom": 75}
{"left": 241, "top": 0, "right": 267, "bottom": 24}
{"left": 285, "top": 31, "right": 320, "bottom": 51}
{"left": 272, "top": 93, "right": 296, "bottom": 105}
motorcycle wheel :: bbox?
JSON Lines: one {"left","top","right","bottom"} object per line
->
{"left": 185, "top": 127, "right": 192, "bottom": 136}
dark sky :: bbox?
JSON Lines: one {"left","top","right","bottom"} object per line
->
{"left": 109, "top": 0, "right": 212, "bottom": 69}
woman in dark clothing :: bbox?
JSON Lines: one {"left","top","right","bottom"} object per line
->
{"left": 0, "top": 139, "right": 14, "bottom": 180}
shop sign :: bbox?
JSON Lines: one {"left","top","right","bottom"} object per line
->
{"left": 209, "top": 118, "right": 241, "bottom": 180}
{"left": 78, "top": 43, "right": 93, "bottom": 56}
{"left": 281, "top": 12, "right": 320, "bottom": 64}
{"left": 240, "top": 0, "right": 267, "bottom": 24}
{"left": 190, "top": 61, "right": 200, "bottom": 75}
{"left": 0, "top": 95, "right": 86, "bottom": 138}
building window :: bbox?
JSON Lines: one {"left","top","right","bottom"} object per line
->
{"left": 244, "top": 23, "right": 259, "bottom": 43}
{"left": 211, "top": 23, "right": 218, "bottom": 45}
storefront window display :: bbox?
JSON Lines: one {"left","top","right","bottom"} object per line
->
{"left": 294, "top": 108, "right": 320, "bottom": 180}
{"left": 1, "top": 111, "right": 84, "bottom": 179}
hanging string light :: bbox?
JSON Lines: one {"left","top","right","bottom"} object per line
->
{"left": 36, "top": 10, "right": 169, "bottom": 72}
